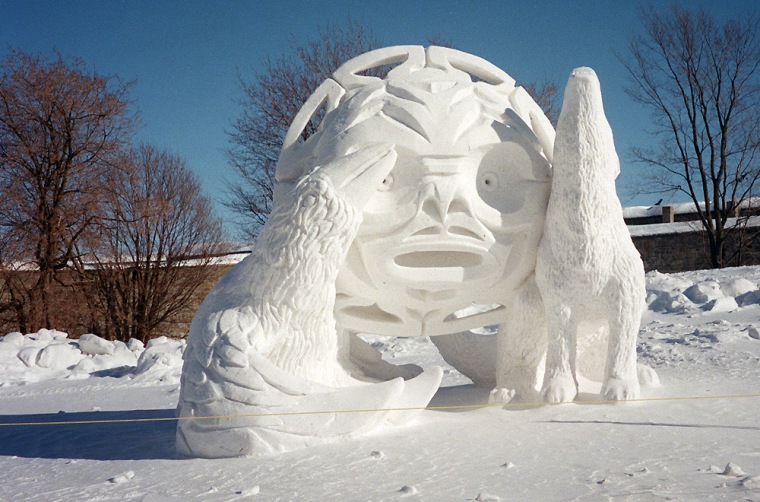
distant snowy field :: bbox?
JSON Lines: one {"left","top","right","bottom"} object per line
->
{"left": 1, "top": 267, "right": 760, "bottom": 501}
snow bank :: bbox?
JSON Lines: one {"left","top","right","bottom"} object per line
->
{"left": 0, "top": 330, "right": 184, "bottom": 386}
{"left": 3, "top": 267, "right": 759, "bottom": 389}
{"left": 645, "top": 268, "right": 760, "bottom": 316}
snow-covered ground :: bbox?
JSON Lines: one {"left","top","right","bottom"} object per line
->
{"left": 1, "top": 267, "right": 760, "bottom": 501}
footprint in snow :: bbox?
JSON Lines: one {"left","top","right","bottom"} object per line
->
{"left": 234, "top": 486, "right": 260, "bottom": 496}
{"left": 475, "top": 493, "right": 501, "bottom": 501}
{"left": 398, "top": 485, "right": 418, "bottom": 497}
{"left": 108, "top": 471, "right": 135, "bottom": 484}
{"left": 624, "top": 466, "right": 650, "bottom": 477}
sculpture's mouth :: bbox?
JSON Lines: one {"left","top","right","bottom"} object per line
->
{"left": 379, "top": 240, "right": 494, "bottom": 289}
{"left": 393, "top": 250, "right": 484, "bottom": 269}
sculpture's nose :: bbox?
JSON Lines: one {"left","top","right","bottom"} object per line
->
{"left": 413, "top": 180, "right": 487, "bottom": 241}
{"left": 418, "top": 182, "right": 464, "bottom": 222}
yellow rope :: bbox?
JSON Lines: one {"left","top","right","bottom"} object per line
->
{"left": 1, "top": 393, "right": 759, "bottom": 427}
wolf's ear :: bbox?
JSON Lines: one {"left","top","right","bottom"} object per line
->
{"left": 555, "top": 67, "right": 620, "bottom": 179}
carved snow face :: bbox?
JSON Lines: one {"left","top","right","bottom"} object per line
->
{"left": 313, "top": 78, "right": 552, "bottom": 336}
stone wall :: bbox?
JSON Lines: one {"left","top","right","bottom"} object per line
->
{"left": 632, "top": 231, "right": 712, "bottom": 273}
{"left": 631, "top": 226, "right": 760, "bottom": 273}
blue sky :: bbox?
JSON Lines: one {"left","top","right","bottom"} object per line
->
{"left": 2, "top": 0, "right": 756, "bottom": 235}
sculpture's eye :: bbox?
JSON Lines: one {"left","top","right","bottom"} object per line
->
{"left": 475, "top": 140, "right": 543, "bottom": 215}
{"left": 379, "top": 174, "right": 394, "bottom": 191}
{"left": 480, "top": 172, "right": 498, "bottom": 192}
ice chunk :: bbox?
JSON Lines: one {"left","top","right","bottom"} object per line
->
{"left": 702, "top": 297, "right": 738, "bottom": 313}
{"left": 135, "top": 341, "right": 183, "bottom": 375}
{"left": 683, "top": 281, "right": 723, "bottom": 304}
{"left": 37, "top": 343, "right": 82, "bottom": 369}
{"left": 127, "top": 338, "right": 145, "bottom": 351}
{"left": 146, "top": 336, "right": 170, "bottom": 348}
{"left": 720, "top": 277, "right": 756, "bottom": 297}
{"left": 71, "top": 357, "right": 98, "bottom": 374}
{"left": 33, "top": 329, "right": 55, "bottom": 343}
{"left": 77, "top": 334, "right": 114, "bottom": 355}
{"left": 17, "top": 347, "right": 40, "bottom": 367}
{"left": 2, "top": 332, "right": 24, "bottom": 346}
{"left": 51, "top": 330, "right": 69, "bottom": 340}
{"left": 647, "top": 290, "right": 685, "bottom": 313}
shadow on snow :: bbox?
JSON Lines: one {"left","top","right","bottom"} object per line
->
{"left": 542, "top": 419, "right": 760, "bottom": 431}
{"left": 0, "top": 409, "right": 178, "bottom": 460}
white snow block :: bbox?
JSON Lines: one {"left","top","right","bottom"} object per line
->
{"left": 17, "top": 347, "right": 40, "bottom": 367}
{"left": 33, "top": 329, "right": 55, "bottom": 343}
{"left": 77, "top": 334, "right": 114, "bottom": 355}
{"left": 720, "top": 277, "right": 756, "bottom": 298}
{"left": 36, "top": 343, "right": 82, "bottom": 369}
{"left": 684, "top": 281, "right": 723, "bottom": 304}
{"left": 177, "top": 47, "right": 647, "bottom": 457}
{"left": 135, "top": 342, "right": 182, "bottom": 375}
{"left": 702, "top": 297, "right": 738, "bottom": 313}
{"left": 2, "top": 332, "right": 24, "bottom": 347}
{"left": 127, "top": 338, "right": 145, "bottom": 352}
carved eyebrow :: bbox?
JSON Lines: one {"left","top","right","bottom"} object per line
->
{"left": 385, "top": 82, "right": 429, "bottom": 105}
{"left": 380, "top": 104, "right": 432, "bottom": 143}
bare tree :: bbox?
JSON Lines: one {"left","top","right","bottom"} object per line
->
{"left": 0, "top": 50, "right": 133, "bottom": 331}
{"left": 523, "top": 80, "right": 560, "bottom": 126}
{"left": 623, "top": 4, "right": 760, "bottom": 268}
{"left": 226, "top": 22, "right": 383, "bottom": 239}
{"left": 84, "top": 145, "right": 224, "bottom": 343}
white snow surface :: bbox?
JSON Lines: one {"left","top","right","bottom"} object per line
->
{"left": 2, "top": 267, "right": 760, "bottom": 501}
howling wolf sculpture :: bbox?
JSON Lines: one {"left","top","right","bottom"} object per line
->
{"left": 176, "top": 46, "right": 648, "bottom": 458}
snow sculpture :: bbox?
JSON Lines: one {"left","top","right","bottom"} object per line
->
{"left": 177, "top": 46, "right": 646, "bottom": 458}
{"left": 535, "top": 68, "right": 646, "bottom": 403}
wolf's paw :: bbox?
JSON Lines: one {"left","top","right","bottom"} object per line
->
{"left": 488, "top": 387, "right": 516, "bottom": 405}
{"left": 541, "top": 375, "right": 577, "bottom": 403}
{"left": 602, "top": 377, "right": 640, "bottom": 401}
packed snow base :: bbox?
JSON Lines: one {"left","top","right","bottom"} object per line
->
{"left": 1, "top": 266, "right": 760, "bottom": 500}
